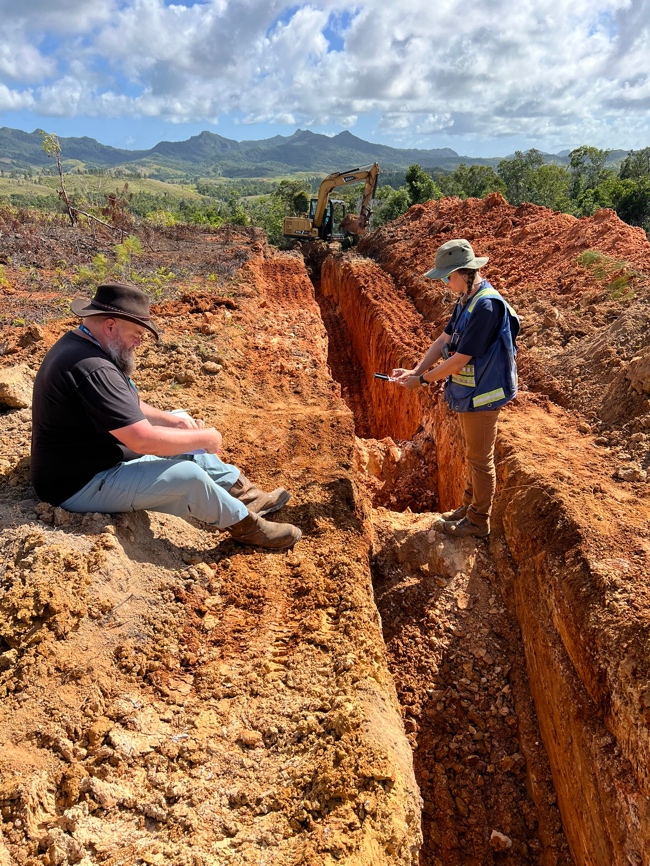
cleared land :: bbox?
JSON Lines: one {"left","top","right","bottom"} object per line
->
{"left": 0, "top": 196, "right": 648, "bottom": 865}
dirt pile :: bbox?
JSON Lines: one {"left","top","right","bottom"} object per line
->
{"left": 0, "top": 223, "right": 421, "bottom": 865}
{"left": 360, "top": 194, "right": 650, "bottom": 451}
{"left": 319, "top": 197, "right": 650, "bottom": 865}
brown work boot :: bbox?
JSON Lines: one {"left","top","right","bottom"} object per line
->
{"left": 229, "top": 473, "right": 290, "bottom": 517}
{"left": 440, "top": 504, "right": 468, "bottom": 521}
{"left": 437, "top": 516, "right": 489, "bottom": 539}
{"left": 227, "top": 512, "right": 301, "bottom": 550}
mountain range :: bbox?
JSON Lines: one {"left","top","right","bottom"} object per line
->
{"left": 0, "top": 126, "right": 628, "bottom": 179}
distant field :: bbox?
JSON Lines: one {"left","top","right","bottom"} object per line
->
{"left": 0, "top": 177, "right": 55, "bottom": 198}
{"left": 0, "top": 175, "right": 205, "bottom": 203}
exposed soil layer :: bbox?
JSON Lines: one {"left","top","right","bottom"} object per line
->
{"left": 357, "top": 194, "right": 650, "bottom": 450}
{"left": 320, "top": 196, "right": 650, "bottom": 865}
{"left": 0, "top": 198, "right": 649, "bottom": 866}
{"left": 0, "top": 220, "right": 421, "bottom": 866}
{"left": 369, "top": 508, "right": 572, "bottom": 866}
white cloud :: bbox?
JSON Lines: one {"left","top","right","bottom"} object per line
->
{"left": 0, "top": 0, "right": 115, "bottom": 33}
{"left": 415, "top": 115, "right": 455, "bottom": 135}
{"left": 0, "top": 31, "right": 55, "bottom": 82}
{"left": 0, "top": 84, "right": 35, "bottom": 112}
{"left": 0, "top": 0, "right": 649, "bottom": 150}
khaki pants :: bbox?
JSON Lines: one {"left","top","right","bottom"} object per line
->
{"left": 457, "top": 409, "right": 500, "bottom": 528}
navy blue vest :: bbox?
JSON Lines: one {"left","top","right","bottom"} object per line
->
{"left": 444, "top": 281, "right": 519, "bottom": 413}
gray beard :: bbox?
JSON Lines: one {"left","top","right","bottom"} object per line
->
{"left": 106, "top": 338, "right": 136, "bottom": 377}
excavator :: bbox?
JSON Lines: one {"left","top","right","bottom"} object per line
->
{"left": 282, "top": 163, "right": 380, "bottom": 243}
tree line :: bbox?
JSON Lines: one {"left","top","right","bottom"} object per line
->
{"left": 372, "top": 147, "right": 650, "bottom": 235}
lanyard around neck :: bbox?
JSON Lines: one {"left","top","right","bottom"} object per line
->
{"left": 78, "top": 322, "right": 103, "bottom": 349}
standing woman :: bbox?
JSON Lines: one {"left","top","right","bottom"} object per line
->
{"left": 393, "top": 239, "right": 519, "bottom": 538}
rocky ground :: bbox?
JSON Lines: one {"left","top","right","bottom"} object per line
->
{"left": 0, "top": 197, "right": 649, "bottom": 866}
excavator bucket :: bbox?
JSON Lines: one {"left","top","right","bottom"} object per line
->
{"left": 340, "top": 214, "right": 361, "bottom": 235}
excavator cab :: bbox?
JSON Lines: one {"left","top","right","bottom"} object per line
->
{"left": 310, "top": 198, "right": 347, "bottom": 241}
{"left": 284, "top": 198, "right": 348, "bottom": 241}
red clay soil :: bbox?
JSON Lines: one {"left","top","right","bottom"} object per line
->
{"left": 0, "top": 197, "right": 649, "bottom": 866}
{"left": 358, "top": 193, "right": 650, "bottom": 438}
{"left": 328, "top": 195, "right": 649, "bottom": 866}
{"left": 0, "top": 219, "right": 422, "bottom": 866}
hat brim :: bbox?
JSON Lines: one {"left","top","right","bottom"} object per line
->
{"left": 424, "top": 255, "right": 489, "bottom": 281}
{"left": 70, "top": 298, "right": 159, "bottom": 339}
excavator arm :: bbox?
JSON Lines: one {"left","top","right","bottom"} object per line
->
{"left": 311, "top": 163, "right": 380, "bottom": 231}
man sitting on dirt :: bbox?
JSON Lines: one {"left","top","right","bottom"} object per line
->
{"left": 30, "top": 282, "right": 301, "bottom": 550}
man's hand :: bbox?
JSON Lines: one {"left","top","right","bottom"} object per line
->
{"left": 140, "top": 401, "right": 207, "bottom": 430}
{"left": 203, "top": 428, "right": 223, "bottom": 454}
{"left": 170, "top": 413, "right": 206, "bottom": 430}
{"left": 111, "top": 419, "right": 223, "bottom": 456}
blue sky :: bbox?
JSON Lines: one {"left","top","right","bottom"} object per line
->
{"left": 0, "top": 0, "right": 649, "bottom": 158}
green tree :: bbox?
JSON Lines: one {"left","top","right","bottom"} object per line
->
{"left": 575, "top": 176, "right": 632, "bottom": 215}
{"left": 248, "top": 196, "right": 287, "bottom": 245}
{"left": 405, "top": 164, "right": 440, "bottom": 205}
{"left": 529, "top": 164, "right": 572, "bottom": 211}
{"left": 226, "top": 200, "right": 249, "bottom": 226}
{"left": 497, "top": 149, "right": 545, "bottom": 205}
{"left": 568, "top": 145, "right": 611, "bottom": 202}
{"left": 178, "top": 198, "right": 225, "bottom": 226}
{"left": 436, "top": 172, "right": 464, "bottom": 198}
{"left": 373, "top": 186, "right": 411, "bottom": 225}
{"left": 613, "top": 177, "right": 650, "bottom": 231}
{"left": 195, "top": 180, "right": 222, "bottom": 197}
{"left": 446, "top": 163, "right": 505, "bottom": 199}
{"left": 619, "top": 147, "right": 650, "bottom": 180}
{"left": 274, "top": 179, "right": 311, "bottom": 214}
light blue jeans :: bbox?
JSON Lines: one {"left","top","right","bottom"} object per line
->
{"left": 60, "top": 453, "right": 248, "bottom": 529}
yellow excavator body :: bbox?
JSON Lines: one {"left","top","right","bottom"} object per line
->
{"left": 281, "top": 216, "right": 319, "bottom": 238}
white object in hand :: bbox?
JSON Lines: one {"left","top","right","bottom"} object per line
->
{"left": 171, "top": 409, "right": 207, "bottom": 454}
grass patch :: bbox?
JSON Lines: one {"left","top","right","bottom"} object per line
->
{"left": 576, "top": 249, "right": 643, "bottom": 300}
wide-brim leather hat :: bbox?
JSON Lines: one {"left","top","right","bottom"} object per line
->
{"left": 424, "top": 238, "right": 489, "bottom": 280}
{"left": 70, "top": 282, "right": 159, "bottom": 339}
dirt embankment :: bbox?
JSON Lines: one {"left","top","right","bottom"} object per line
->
{"left": 358, "top": 194, "right": 650, "bottom": 447}
{"left": 320, "top": 196, "right": 650, "bottom": 865}
{"left": 0, "top": 222, "right": 422, "bottom": 866}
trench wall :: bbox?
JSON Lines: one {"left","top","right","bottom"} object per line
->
{"left": 321, "top": 252, "right": 650, "bottom": 866}
{"left": 319, "top": 255, "right": 431, "bottom": 442}
{"left": 0, "top": 250, "right": 425, "bottom": 866}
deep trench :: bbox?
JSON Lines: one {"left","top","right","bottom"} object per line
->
{"left": 312, "top": 263, "right": 573, "bottom": 866}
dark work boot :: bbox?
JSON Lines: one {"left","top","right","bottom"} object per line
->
{"left": 227, "top": 512, "right": 301, "bottom": 550}
{"left": 229, "top": 473, "right": 290, "bottom": 517}
{"left": 440, "top": 504, "right": 468, "bottom": 521}
{"left": 437, "top": 516, "right": 489, "bottom": 538}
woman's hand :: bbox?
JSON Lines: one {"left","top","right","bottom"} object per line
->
{"left": 391, "top": 367, "right": 415, "bottom": 382}
{"left": 400, "top": 375, "right": 423, "bottom": 391}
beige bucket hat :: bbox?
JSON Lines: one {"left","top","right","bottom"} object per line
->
{"left": 424, "top": 239, "right": 489, "bottom": 280}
